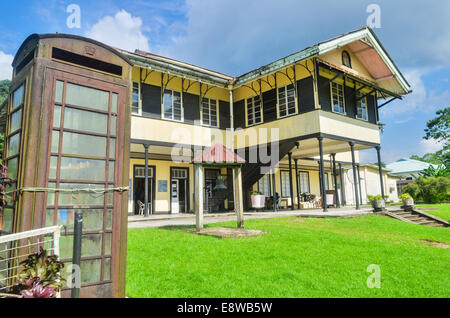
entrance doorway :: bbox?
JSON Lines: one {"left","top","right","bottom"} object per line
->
{"left": 133, "top": 165, "right": 154, "bottom": 215}
{"left": 171, "top": 168, "right": 189, "bottom": 214}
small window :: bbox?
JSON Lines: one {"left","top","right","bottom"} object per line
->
{"left": 356, "top": 92, "right": 368, "bottom": 121}
{"left": 246, "top": 95, "right": 262, "bottom": 126}
{"left": 52, "top": 47, "right": 122, "bottom": 76}
{"left": 172, "top": 168, "right": 187, "bottom": 179}
{"left": 163, "top": 89, "right": 183, "bottom": 121}
{"left": 258, "top": 174, "right": 271, "bottom": 197}
{"left": 280, "top": 171, "right": 291, "bottom": 197}
{"left": 201, "top": 97, "right": 218, "bottom": 127}
{"left": 277, "top": 84, "right": 297, "bottom": 118}
{"left": 330, "top": 81, "right": 345, "bottom": 114}
{"left": 323, "top": 172, "right": 329, "bottom": 190}
{"left": 135, "top": 166, "right": 153, "bottom": 178}
{"left": 12, "top": 84, "right": 24, "bottom": 110}
{"left": 298, "top": 171, "right": 310, "bottom": 194}
{"left": 342, "top": 50, "right": 352, "bottom": 68}
{"left": 132, "top": 82, "right": 141, "bottom": 115}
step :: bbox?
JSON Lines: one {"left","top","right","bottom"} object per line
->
{"left": 428, "top": 223, "right": 445, "bottom": 227}
{"left": 402, "top": 214, "right": 421, "bottom": 220}
{"left": 416, "top": 219, "right": 438, "bottom": 225}
{"left": 409, "top": 217, "right": 427, "bottom": 222}
{"left": 392, "top": 211, "right": 414, "bottom": 216}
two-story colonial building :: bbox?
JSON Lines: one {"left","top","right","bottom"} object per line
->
{"left": 118, "top": 26, "right": 410, "bottom": 215}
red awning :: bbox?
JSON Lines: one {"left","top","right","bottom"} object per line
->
{"left": 193, "top": 143, "right": 246, "bottom": 165}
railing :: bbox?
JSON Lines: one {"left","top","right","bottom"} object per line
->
{"left": 0, "top": 225, "right": 62, "bottom": 296}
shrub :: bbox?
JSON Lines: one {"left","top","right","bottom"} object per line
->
{"left": 399, "top": 193, "right": 412, "bottom": 200}
{"left": 403, "top": 176, "right": 450, "bottom": 203}
{"left": 367, "top": 194, "right": 383, "bottom": 202}
{"left": 402, "top": 182, "right": 420, "bottom": 199}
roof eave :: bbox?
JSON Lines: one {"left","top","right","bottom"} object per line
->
{"left": 233, "top": 46, "right": 319, "bottom": 87}
{"left": 121, "top": 50, "right": 232, "bottom": 88}
{"left": 318, "top": 28, "right": 411, "bottom": 95}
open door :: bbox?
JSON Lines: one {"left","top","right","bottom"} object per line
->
{"left": 171, "top": 179, "right": 179, "bottom": 214}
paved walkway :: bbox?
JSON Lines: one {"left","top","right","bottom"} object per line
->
{"left": 128, "top": 207, "right": 374, "bottom": 228}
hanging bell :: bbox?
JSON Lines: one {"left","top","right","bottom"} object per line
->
{"left": 214, "top": 175, "right": 227, "bottom": 190}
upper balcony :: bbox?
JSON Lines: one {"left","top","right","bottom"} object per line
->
{"left": 234, "top": 109, "right": 380, "bottom": 155}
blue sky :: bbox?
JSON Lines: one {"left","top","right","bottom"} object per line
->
{"left": 0, "top": 0, "right": 449, "bottom": 164}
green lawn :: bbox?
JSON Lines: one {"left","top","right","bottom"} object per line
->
{"left": 416, "top": 203, "right": 450, "bottom": 221}
{"left": 126, "top": 215, "right": 450, "bottom": 298}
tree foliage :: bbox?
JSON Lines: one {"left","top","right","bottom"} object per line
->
{"left": 410, "top": 107, "right": 450, "bottom": 169}
{"left": 402, "top": 176, "right": 450, "bottom": 203}
{"left": 0, "top": 79, "right": 10, "bottom": 105}
{"left": 371, "top": 162, "right": 386, "bottom": 168}
{"left": 416, "top": 164, "right": 450, "bottom": 178}
{"left": 424, "top": 107, "right": 450, "bottom": 151}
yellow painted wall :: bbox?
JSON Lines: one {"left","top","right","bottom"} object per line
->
{"left": 318, "top": 110, "right": 380, "bottom": 144}
{"left": 131, "top": 67, "right": 230, "bottom": 101}
{"left": 320, "top": 46, "right": 374, "bottom": 81}
{"left": 310, "top": 152, "right": 359, "bottom": 164}
{"left": 128, "top": 160, "right": 233, "bottom": 213}
{"left": 129, "top": 158, "right": 194, "bottom": 213}
{"left": 234, "top": 110, "right": 321, "bottom": 149}
{"left": 131, "top": 116, "right": 232, "bottom": 148}
{"left": 234, "top": 109, "right": 380, "bottom": 149}
{"left": 233, "top": 60, "right": 314, "bottom": 102}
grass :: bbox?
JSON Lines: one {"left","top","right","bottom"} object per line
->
{"left": 126, "top": 215, "right": 450, "bottom": 298}
{"left": 415, "top": 203, "right": 450, "bottom": 221}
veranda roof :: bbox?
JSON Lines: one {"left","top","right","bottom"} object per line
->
{"left": 193, "top": 143, "right": 246, "bottom": 165}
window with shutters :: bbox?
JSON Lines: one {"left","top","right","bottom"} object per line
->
{"left": 246, "top": 95, "right": 262, "bottom": 126}
{"left": 132, "top": 82, "right": 141, "bottom": 115}
{"left": 201, "top": 97, "right": 218, "bottom": 127}
{"left": 280, "top": 170, "right": 291, "bottom": 197}
{"left": 356, "top": 92, "right": 368, "bottom": 121}
{"left": 163, "top": 89, "right": 183, "bottom": 121}
{"left": 258, "top": 174, "right": 271, "bottom": 197}
{"left": 330, "top": 81, "right": 345, "bottom": 114}
{"left": 298, "top": 171, "right": 310, "bottom": 193}
{"left": 277, "top": 84, "right": 297, "bottom": 118}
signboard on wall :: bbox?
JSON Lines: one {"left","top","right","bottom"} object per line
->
{"left": 158, "top": 180, "right": 168, "bottom": 192}
{"left": 129, "top": 179, "right": 132, "bottom": 201}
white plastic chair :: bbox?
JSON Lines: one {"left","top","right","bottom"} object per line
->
{"left": 137, "top": 200, "right": 145, "bottom": 216}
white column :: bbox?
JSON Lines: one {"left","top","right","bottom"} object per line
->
{"left": 234, "top": 166, "right": 244, "bottom": 228}
{"left": 194, "top": 164, "right": 204, "bottom": 230}
{"left": 229, "top": 89, "right": 235, "bottom": 152}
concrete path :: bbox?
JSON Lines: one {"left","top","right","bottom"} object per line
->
{"left": 128, "top": 207, "right": 374, "bottom": 229}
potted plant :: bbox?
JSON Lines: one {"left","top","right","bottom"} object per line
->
{"left": 399, "top": 193, "right": 414, "bottom": 209}
{"left": 367, "top": 194, "right": 385, "bottom": 212}
{"left": 250, "top": 190, "right": 265, "bottom": 209}
{"left": 10, "top": 247, "right": 65, "bottom": 298}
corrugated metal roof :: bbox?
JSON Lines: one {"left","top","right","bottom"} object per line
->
{"left": 193, "top": 143, "right": 246, "bottom": 165}
{"left": 386, "top": 158, "right": 439, "bottom": 175}
{"left": 119, "top": 26, "right": 410, "bottom": 96}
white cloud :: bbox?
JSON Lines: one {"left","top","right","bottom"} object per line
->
{"left": 85, "top": 10, "right": 150, "bottom": 52}
{"left": 0, "top": 51, "right": 13, "bottom": 80}
{"left": 419, "top": 138, "right": 444, "bottom": 155}
{"left": 152, "top": 0, "right": 450, "bottom": 75}
{"left": 380, "top": 67, "right": 450, "bottom": 117}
